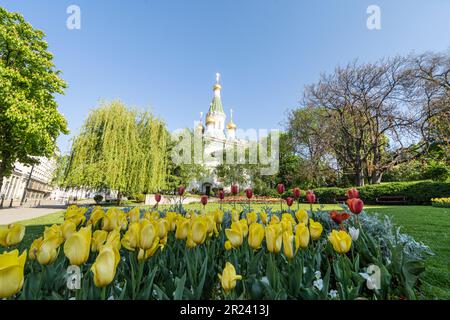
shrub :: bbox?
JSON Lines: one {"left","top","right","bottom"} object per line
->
{"left": 313, "top": 180, "right": 450, "bottom": 205}
{"left": 93, "top": 194, "right": 103, "bottom": 204}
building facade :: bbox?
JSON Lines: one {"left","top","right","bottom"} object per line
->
{"left": 0, "top": 156, "right": 57, "bottom": 207}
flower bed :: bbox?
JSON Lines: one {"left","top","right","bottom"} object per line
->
{"left": 431, "top": 197, "right": 450, "bottom": 208}
{"left": 0, "top": 196, "right": 431, "bottom": 300}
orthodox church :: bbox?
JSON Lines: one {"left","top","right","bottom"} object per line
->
{"left": 189, "top": 73, "right": 247, "bottom": 195}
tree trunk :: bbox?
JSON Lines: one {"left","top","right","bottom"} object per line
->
{"left": 370, "top": 171, "right": 383, "bottom": 184}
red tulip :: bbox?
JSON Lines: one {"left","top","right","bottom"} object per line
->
{"left": 231, "top": 184, "right": 238, "bottom": 195}
{"left": 218, "top": 190, "right": 225, "bottom": 200}
{"left": 330, "top": 211, "right": 350, "bottom": 224}
{"left": 277, "top": 183, "right": 285, "bottom": 195}
{"left": 201, "top": 195, "right": 208, "bottom": 206}
{"left": 245, "top": 188, "right": 253, "bottom": 199}
{"left": 346, "top": 188, "right": 359, "bottom": 199}
{"left": 178, "top": 186, "right": 185, "bottom": 196}
{"left": 347, "top": 198, "right": 364, "bottom": 215}
{"left": 155, "top": 193, "right": 162, "bottom": 203}
{"left": 285, "top": 197, "right": 294, "bottom": 207}
{"left": 293, "top": 188, "right": 301, "bottom": 199}
{"left": 306, "top": 191, "right": 316, "bottom": 204}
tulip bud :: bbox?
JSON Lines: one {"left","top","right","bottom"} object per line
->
{"left": 231, "top": 184, "right": 238, "bottom": 195}
{"left": 348, "top": 198, "right": 364, "bottom": 215}
{"left": 349, "top": 227, "right": 360, "bottom": 241}
{"left": 245, "top": 188, "right": 253, "bottom": 199}
{"left": 293, "top": 187, "right": 301, "bottom": 199}
{"left": 309, "top": 219, "right": 323, "bottom": 240}
{"left": 306, "top": 191, "right": 316, "bottom": 204}
{"left": 277, "top": 183, "right": 285, "bottom": 195}
{"left": 178, "top": 185, "right": 185, "bottom": 196}
{"left": 218, "top": 190, "right": 225, "bottom": 200}
{"left": 218, "top": 262, "right": 242, "bottom": 293}
{"left": 155, "top": 193, "right": 162, "bottom": 203}
{"left": 201, "top": 195, "right": 208, "bottom": 206}
{"left": 346, "top": 188, "right": 359, "bottom": 199}
{"left": 285, "top": 197, "right": 294, "bottom": 207}
{"left": 248, "top": 223, "right": 264, "bottom": 250}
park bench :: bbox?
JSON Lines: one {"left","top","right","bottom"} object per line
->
{"left": 376, "top": 195, "right": 408, "bottom": 205}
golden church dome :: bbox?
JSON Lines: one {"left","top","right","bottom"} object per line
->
{"left": 206, "top": 114, "right": 216, "bottom": 124}
{"left": 226, "top": 121, "right": 237, "bottom": 130}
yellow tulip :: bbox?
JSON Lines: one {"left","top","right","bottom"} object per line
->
{"left": 238, "top": 219, "right": 249, "bottom": 237}
{"left": 269, "top": 215, "right": 280, "bottom": 225}
{"left": 175, "top": 218, "right": 190, "bottom": 240}
{"left": 231, "top": 209, "right": 240, "bottom": 222}
{"left": 65, "top": 205, "right": 87, "bottom": 226}
{"left": 0, "top": 224, "right": 25, "bottom": 247}
{"left": 214, "top": 209, "right": 224, "bottom": 224}
{"left": 260, "top": 212, "right": 268, "bottom": 225}
{"left": 87, "top": 208, "right": 105, "bottom": 226}
{"left": 64, "top": 225, "right": 92, "bottom": 265}
{"left": 121, "top": 222, "right": 141, "bottom": 251}
{"left": 295, "top": 223, "right": 310, "bottom": 250}
{"left": 29, "top": 237, "right": 43, "bottom": 260}
{"left": 295, "top": 210, "right": 309, "bottom": 225}
{"left": 61, "top": 220, "right": 77, "bottom": 240}
{"left": 225, "top": 223, "right": 243, "bottom": 248}
{"left": 139, "top": 220, "right": 158, "bottom": 250}
{"left": 218, "top": 262, "right": 242, "bottom": 293}
{"left": 248, "top": 223, "right": 265, "bottom": 250}
{"left": 281, "top": 219, "right": 294, "bottom": 233}
{"left": 106, "top": 229, "right": 121, "bottom": 251}
{"left": 246, "top": 212, "right": 258, "bottom": 225}
{"left": 0, "top": 250, "right": 27, "bottom": 298}
{"left": 191, "top": 219, "right": 207, "bottom": 245}
{"left": 224, "top": 240, "right": 233, "bottom": 251}
{"left": 282, "top": 231, "right": 295, "bottom": 259}
{"left": 43, "top": 224, "right": 62, "bottom": 240}
{"left": 128, "top": 207, "right": 141, "bottom": 223}
{"left": 328, "top": 230, "right": 352, "bottom": 254}
{"left": 91, "top": 244, "right": 120, "bottom": 287}
{"left": 165, "top": 212, "right": 178, "bottom": 231}
{"left": 309, "top": 219, "right": 323, "bottom": 240}
{"left": 282, "top": 213, "right": 295, "bottom": 224}
{"left": 137, "top": 239, "right": 162, "bottom": 262}
{"left": 91, "top": 230, "right": 108, "bottom": 252}
{"left": 103, "top": 208, "right": 127, "bottom": 232}
{"left": 37, "top": 236, "right": 64, "bottom": 265}
{"left": 265, "top": 224, "right": 282, "bottom": 253}
{"left": 186, "top": 230, "right": 197, "bottom": 248}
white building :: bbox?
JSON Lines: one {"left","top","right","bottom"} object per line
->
{"left": 0, "top": 156, "right": 57, "bottom": 207}
{"left": 189, "top": 73, "right": 248, "bottom": 195}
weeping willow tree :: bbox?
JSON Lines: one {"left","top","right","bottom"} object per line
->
{"left": 63, "top": 101, "right": 168, "bottom": 195}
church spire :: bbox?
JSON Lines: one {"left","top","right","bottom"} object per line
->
{"left": 227, "top": 108, "right": 237, "bottom": 130}
{"left": 208, "top": 72, "right": 224, "bottom": 114}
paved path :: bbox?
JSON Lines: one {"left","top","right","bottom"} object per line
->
{"left": 0, "top": 206, "right": 66, "bottom": 225}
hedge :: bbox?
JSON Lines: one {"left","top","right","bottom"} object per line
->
{"left": 313, "top": 180, "right": 450, "bottom": 205}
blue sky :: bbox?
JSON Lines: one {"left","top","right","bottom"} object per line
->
{"left": 1, "top": 0, "right": 449, "bottom": 153}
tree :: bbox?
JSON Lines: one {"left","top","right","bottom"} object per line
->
{"left": 63, "top": 101, "right": 168, "bottom": 198}
{"left": 0, "top": 7, "right": 68, "bottom": 193}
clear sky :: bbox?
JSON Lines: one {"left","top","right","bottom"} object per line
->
{"left": 1, "top": 0, "right": 449, "bottom": 153}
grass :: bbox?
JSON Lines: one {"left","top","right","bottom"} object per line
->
{"left": 14, "top": 203, "right": 450, "bottom": 299}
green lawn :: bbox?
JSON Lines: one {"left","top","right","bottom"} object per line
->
{"left": 15, "top": 203, "right": 450, "bottom": 299}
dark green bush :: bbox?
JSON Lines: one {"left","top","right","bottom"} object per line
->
{"left": 93, "top": 194, "right": 103, "bottom": 204}
{"left": 313, "top": 180, "right": 450, "bottom": 205}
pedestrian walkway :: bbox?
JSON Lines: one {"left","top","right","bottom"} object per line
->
{"left": 0, "top": 205, "right": 66, "bottom": 225}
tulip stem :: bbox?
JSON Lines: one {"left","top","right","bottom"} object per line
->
{"left": 100, "top": 286, "right": 107, "bottom": 300}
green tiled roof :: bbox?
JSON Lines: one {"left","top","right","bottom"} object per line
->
{"left": 209, "top": 95, "right": 224, "bottom": 114}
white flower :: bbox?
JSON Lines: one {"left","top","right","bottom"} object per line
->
{"left": 303, "top": 267, "right": 307, "bottom": 274}
{"left": 328, "top": 289, "right": 338, "bottom": 299}
{"left": 313, "top": 279, "right": 323, "bottom": 291}
{"left": 359, "top": 264, "right": 381, "bottom": 290}
{"left": 349, "top": 227, "right": 360, "bottom": 241}
{"left": 261, "top": 276, "right": 270, "bottom": 285}
{"left": 314, "top": 270, "right": 321, "bottom": 280}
